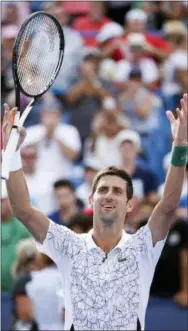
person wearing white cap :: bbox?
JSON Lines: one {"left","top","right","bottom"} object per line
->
{"left": 96, "top": 22, "right": 124, "bottom": 44}
{"left": 102, "top": 7, "right": 171, "bottom": 62}
{"left": 117, "top": 129, "right": 159, "bottom": 204}
{"left": 124, "top": 8, "right": 172, "bottom": 62}
{"left": 115, "top": 33, "right": 160, "bottom": 89}
{"left": 96, "top": 22, "right": 123, "bottom": 81}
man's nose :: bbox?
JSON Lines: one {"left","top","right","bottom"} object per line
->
{"left": 105, "top": 190, "right": 113, "bottom": 200}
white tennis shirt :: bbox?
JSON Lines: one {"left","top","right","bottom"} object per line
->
{"left": 37, "top": 220, "right": 166, "bottom": 330}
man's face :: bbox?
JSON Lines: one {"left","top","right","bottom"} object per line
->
{"left": 90, "top": 175, "right": 132, "bottom": 229}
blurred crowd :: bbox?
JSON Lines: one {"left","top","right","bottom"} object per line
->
{"left": 1, "top": 1, "right": 188, "bottom": 330}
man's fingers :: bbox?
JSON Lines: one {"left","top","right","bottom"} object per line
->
{"left": 3, "top": 103, "right": 10, "bottom": 113}
{"left": 3, "top": 104, "right": 17, "bottom": 126}
{"left": 9, "top": 107, "right": 17, "bottom": 125}
{"left": 180, "top": 95, "right": 188, "bottom": 114}
{"left": 3, "top": 104, "right": 9, "bottom": 125}
{"left": 176, "top": 108, "right": 184, "bottom": 123}
{"left": 166, "top": 110, "right": 176, "bottom": 124}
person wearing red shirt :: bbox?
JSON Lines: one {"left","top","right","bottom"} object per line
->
{"left": 72, "top": 1, "right": 111, "bottom": 47}
{"left": 101, "top": 8, "right": 172, "bottom": 63}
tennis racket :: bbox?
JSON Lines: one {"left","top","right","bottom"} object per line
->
{"left": 1, "top": 11, "right": 64, "bottom": 180}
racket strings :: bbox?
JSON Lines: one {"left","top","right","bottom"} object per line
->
{"left": 17, "top": 14, "right": 60, "bottom": 96}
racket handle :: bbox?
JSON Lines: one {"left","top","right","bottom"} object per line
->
{"left": 1, "top": 113, "right": 20, "bottom": 180}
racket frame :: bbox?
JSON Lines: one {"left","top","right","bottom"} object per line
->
{"left": 2, "top": 11, "right": 65, "bottom": 180}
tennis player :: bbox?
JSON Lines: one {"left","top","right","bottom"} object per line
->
{"left": 3, "top": 94, "right": 188, "bottom": 330}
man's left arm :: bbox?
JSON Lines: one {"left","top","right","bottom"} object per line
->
{"left": 149, "top": 94, "right": 188, "bottom": 246}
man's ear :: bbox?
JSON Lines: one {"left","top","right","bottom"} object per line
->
{"left": 89, "top": 195, "right": 93, "bottom": 207}
{"left": 126, "top": 199, "right": 134, "bottom": 213}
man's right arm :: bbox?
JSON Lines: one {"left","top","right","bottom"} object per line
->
{"left": 7, "top": 169, "right": 49, "bottom": 243}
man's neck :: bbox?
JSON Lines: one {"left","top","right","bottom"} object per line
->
{"left": 92, "top": 227, "right": 123, "bottom": 253}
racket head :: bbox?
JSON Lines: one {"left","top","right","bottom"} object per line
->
{"left": 12, "top": 11, "right": 65, "bottom": 99}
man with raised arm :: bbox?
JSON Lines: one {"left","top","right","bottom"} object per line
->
{"left": 2, "top": 94, "right": 188, "bottom": 330}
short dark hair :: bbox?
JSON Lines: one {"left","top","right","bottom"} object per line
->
{"left": 53, "top": 179, "right": 75, "bottom": 192}
{"left": 91, "top": 166, "right": 133, "bottom": 200}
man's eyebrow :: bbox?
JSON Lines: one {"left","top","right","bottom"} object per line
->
{"left": 113, "top": 186, "right": 124, "bottom": 191}
{"left": 98, "top": 185, "right": 124, "bottom": 191}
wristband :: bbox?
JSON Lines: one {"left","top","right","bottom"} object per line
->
{"left": 171, "top": 144, "right": 188, "bottom": 167}
{"left": 9, "top": 149, "right": 22, "bottom": 172}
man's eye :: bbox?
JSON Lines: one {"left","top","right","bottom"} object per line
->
{"left": 99, "top": 187, "right": 107, "bottom": 193}
{"left": 115, "top": 190, "right": 122, "bottom": 195}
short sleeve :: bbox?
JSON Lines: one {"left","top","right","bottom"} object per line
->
{"left": 36, "top": 220, "right": 82, "bottom": 264}
{"left": 134, "top": 224, "right": 167, "bottom": 268}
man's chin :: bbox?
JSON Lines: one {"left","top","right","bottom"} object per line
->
{"left": 100, "top": 215, "right": 116, "bottom": 226}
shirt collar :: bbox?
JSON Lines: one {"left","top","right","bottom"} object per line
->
{"left": 85, "top": 228, "right": 131, "bottom": 252}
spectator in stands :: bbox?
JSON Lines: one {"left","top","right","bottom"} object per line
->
{"left": 43, "top": 1, "right": 84, "bottom": 93}
{"left": 65, "top": 48, "right": 112, "bottom": 143}
{"left": 72, "top": 1, "right": 111, "bottom": 46}
{"left": 96, "top": 22, "right": 124, "bottom": 82}
{"left": 24, "top": 93, "right": 81, "bottom": 180}
{"left": 48, "top": 179, "right": 84, "bottom": 226}
{"left": 1, "top": 2, "right": 30, "bottom": 27}
{"left": 117, "top": 129, "right": 159, "bottom": 204}
{"left": 26, "top": 254, "right": 64, "bottom": 330}
{"left": 21, "top": 144, "right": 56, "bottom": 215}
{"left": 142, "top": 1, "right": 187, "bottom": 30}
{"left": 76, "top": 157, "right": 103, "bottom": 207}
{"left": 102, "top": 8, "right": 171, "bottom": 62}
{"left": 84, "top": 97, "right": 127, "bottom": 167}
{"left": 162, "top": 21, "right": 187, "bottom": 108}
{"left": 11, "top": 238, "right": 42, "bottom": 331}
{"left": 115, "top": 33, "right": 160, "bottom": 89}
{"left": 1, "top": 182, "right": 31, "bottom": 293}
{"left": 119, "top": 68, "right": 162, "bottom": 135}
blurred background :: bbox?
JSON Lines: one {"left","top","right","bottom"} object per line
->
{"left": 1, "top": 1, "right": 188, "bottom": 330}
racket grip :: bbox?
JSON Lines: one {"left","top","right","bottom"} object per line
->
{"left": 1, "top": 128, "right": 20, "bottom": 180}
